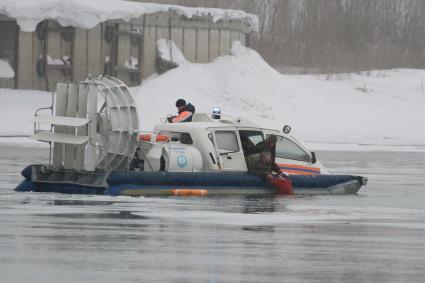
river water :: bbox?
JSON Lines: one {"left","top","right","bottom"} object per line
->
{"left": 0, "top": 144, "right": 424, "bottom": 283}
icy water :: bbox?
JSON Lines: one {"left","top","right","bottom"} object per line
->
{"left": 0, "top": 145, "right": 424, "bottom": 283}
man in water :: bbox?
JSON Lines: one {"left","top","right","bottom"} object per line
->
{"left": 246, "top": 151, "right": 274, "bottom": 178}
{"left": 247, "top": 150, "right": 292, "bottom": 195}
{"left": 168, "top": 99, "right": 196, "bottom": 123}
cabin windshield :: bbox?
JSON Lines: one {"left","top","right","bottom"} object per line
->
{"left": 274, "top": 135, "right": 310, "bottom": 162}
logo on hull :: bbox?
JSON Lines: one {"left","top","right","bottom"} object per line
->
{"left": 177, "top": 155, "right": 188, "bottom": 168}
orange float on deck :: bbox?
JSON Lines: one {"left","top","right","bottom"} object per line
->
{"left": 170, "top": 189, "right": 209, "bottom": 196}
{"left": 138, "top": 133, "right": 170, "bottom": 142}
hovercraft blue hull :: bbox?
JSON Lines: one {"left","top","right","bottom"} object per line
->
{"left": 15, "top": 165, "right": 367, "bottom": 196}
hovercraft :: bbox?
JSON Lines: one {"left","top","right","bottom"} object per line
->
{"left": 15, "top": 76, "right": 367, "bottom": 196}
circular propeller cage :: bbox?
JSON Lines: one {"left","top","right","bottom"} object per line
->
{"left": 92, "top": 75, "right": 139, "bottom": 171}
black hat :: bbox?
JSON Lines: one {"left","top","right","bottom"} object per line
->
{"left": 176, "top": 99, "right": 186, "bottom": 107}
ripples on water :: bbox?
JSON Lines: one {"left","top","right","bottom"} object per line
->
{"left": 0, "top": 145, "right": 424, "bottom": 283}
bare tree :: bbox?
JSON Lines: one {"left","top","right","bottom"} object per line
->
{"left": 130, "top": 0, "right": 425, "bottom": 73}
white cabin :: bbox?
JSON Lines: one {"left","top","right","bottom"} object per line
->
{"left": 136, "top": 113, "right": 329, "bottom": 175}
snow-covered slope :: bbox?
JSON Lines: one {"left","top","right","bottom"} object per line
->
{"left": 0, "top": 0, "right": 258, "bottom": 32}
{"left": 135, "top": 42, "right": 425, "bottom": 146}
{"left": 1, "top": 42, "right": 424, "bottom": 149}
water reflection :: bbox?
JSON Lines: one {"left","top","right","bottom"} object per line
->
{"left": 1, "top": 145, "right": 425, "bottom": 282}
{"left": 240, "top": 196, "right": 278, "bottom": 214}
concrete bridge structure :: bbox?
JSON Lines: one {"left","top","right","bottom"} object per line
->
{"left": 0, "top": 3, "right": 256, "bottom": 90}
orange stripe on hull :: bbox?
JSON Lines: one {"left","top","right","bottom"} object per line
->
{"left": 282, "top": 170, "right": 318, "bottom": 175}
{"left": 278, "top": 164, "right": 321, "bottom": 175}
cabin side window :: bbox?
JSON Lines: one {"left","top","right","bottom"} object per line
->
{"left": 180, "top": 133, "right": 193, "bottom": 145}
{"left": 215, "top": 131, "right": 240, "bottom": 152}
{"left": 274, "top": 136, "right": 310, "bottom": 162}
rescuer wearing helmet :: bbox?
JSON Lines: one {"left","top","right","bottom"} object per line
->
{"left": 168, "top": 99, "right": 196, "bottom": 123}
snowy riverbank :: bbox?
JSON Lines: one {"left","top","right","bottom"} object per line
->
{"left": 1, "top": 43, "right": 424, "bottom": 151}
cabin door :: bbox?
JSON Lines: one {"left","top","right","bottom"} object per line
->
{"left": 212, "top": 130, "right": 247, "bottom": 171}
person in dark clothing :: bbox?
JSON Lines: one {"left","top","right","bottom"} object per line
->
{"left": 254, "top": 134, "right": 282, "bottom": 174}
{"left": 246, "top": 151, "right": 274, "bottom": 178}
{"left": 168, "top": 99, "right": 196, "bottom": 123}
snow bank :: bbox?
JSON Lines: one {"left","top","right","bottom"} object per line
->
{"left": 47, "top": 55, "right": 66, "bottom": 65}
{"left": 0, "top": 0, "right": 258, "bottom": 32}
{"left": 0, "top": 59, "right": 14, "bottom": 78}
{"left": 135, "top": 41, "right": 425, "bottom": 147}
{"left": 157, "top": 38, "right": 187, "bottom": 66}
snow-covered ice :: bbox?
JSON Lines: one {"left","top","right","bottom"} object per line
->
{"left": 0, "top": 0, "right": 258, "bottom": 32}
{"left": 1, "top": 42, "right": 424, "bottom": 151}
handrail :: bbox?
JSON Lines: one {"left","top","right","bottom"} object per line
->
{"left": 32, "top": 91, "right": 54, "bottom": 166}
{"left": 33, "top": 106, "right": 53, "bottom": 133}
